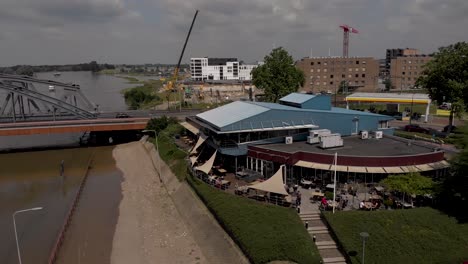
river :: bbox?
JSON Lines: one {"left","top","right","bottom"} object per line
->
{"left": 0, "top": 71, "right": 136, "bottom": 151}
{"left": 0, "top": 72, "right": 135, "bottom": 263}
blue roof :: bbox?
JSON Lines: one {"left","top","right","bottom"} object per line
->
{"left": 196, "top": 101, "right": 269, "bottom": 129}
{"left": 247, "top": 101, "right": 299, "bottom": 110}
{"left": 279, "top": 93, "right": 316, "bottom": 104}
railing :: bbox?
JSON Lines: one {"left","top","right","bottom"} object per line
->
{"left": 48, "top": 153, "right": 94, "bottom": 264}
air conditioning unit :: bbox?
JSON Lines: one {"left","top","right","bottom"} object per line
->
{"left": 361, "top": 131, "right": 369, "bottom": 139}
{"left": 285, "top": 136, "right": 293, "bottom": 144}
{"left": 374, "top": 131, "right": 383, "bottom": 139}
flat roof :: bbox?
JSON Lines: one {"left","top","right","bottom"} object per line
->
{"left": 256, "top": 136, "right": 434, "bottom": 157}
{"left": 346, "top": 92, "right": 431, "bottom": 104}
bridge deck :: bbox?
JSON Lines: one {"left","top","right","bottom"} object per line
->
{"left": 0, "top": 118, "right": 149, "bottom": 136}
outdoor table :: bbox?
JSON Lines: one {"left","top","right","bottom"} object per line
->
{"left": 218, "top": 168, "right": 227, "bottom": 175}
{"left": 311, "top": 191, "right": 325, "bottom": 198}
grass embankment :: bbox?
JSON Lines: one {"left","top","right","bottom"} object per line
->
{"left": 155, "top": 124, "right": 321, "bottom": 264}
{"left": 122, "top": 79, "right": 164, "bottom": 109}
{"left": 323, "top": 208, "right": 468, "bottom": 264}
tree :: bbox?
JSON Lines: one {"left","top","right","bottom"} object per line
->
{"left": 251, "top": 47, "right": 305, "bottom": 102}
{"left": 417, "top": 42, "right": 468, "bottom": 131}
{"left": 383, "top": 79, "right": 392, "bottom": 91}
{"left": 380, "top": 173, "right": 435, "bottom": 204}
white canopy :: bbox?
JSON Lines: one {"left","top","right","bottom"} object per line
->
{"left": 190, "top": 134, "right": 207, "bottom": 154}
{"left": 195, "top": 150, "right": 217, "bottom": 175}
{"left": 249, "top": 166, "right": 288, "bottom": 196}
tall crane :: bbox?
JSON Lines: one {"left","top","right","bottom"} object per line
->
{"left": 166, "top": 10, "right": 199, "bottom": 92}
{"left": 339, "top": 24, "right": 358, "bottom": 58}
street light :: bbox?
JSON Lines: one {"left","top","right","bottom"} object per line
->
{"left": 360, "top": 232, "right": 369, "bottom": 264}
{"left": 142, "top": 129, "right": 162, "bottom": 183}
{"left": 13, "top": 207, "right": 43, "bottom": 264}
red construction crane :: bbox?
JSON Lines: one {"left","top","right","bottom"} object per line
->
{"left": 339, "top": 24, "right": 359, "bottom": 58}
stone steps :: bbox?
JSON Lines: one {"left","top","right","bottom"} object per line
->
{"left": 307, "top": 226, "right": 328, "bottom": 231}
{"left": 300, "top": 216, "right": 321, "bottom": 221}
{"left": 322, "top": 257, "right": 347, "bottom": 263}
{"left": 317, "top": 245, "right": 338, "bottom": 250}
{"left": 309, "top": 229, "right": 329, "bottom": 234}
{"left": 315, "top": 240, "right": 336, "bottom": 246}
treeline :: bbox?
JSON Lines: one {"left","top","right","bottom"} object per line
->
{"left": 0, "top": 61, "right": 115, "bottom": 76}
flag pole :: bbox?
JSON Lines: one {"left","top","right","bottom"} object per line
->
{"left": 333, "top": 152, "right": 337, "bottom": 214}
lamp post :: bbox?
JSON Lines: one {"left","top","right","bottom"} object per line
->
{"left": 409, "top": 93, "right": 415, "bottom": 125}
{"left": 143, "top": 129, "right": 162, "bottom": 183}
{"left": 13, "top": 207, "right": 43, "bottom": 264}
{"left": 360, "top": 232, "right": 369, "bottom": 264}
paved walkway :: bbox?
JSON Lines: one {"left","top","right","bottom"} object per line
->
{"left": 296, "top": 187, "right": 347, "bottom": 264}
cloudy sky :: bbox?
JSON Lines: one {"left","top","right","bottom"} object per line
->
{"left": 0, "top": 0, "right": 467, "bottom": 66}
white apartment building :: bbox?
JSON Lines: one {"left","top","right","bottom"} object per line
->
{"left": 190, "top": 57, "right": 258, "bottom": 81}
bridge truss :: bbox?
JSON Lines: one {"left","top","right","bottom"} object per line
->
{"left": 0, "top": 74, "right": 96, "bottom": 122}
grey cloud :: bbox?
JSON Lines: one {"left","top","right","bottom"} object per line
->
{"left": 0, "top": 0, "right": 467, "bottom": 66}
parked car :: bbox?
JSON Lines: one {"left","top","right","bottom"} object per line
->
{"left": 115, "top": 113, "right": 130, "bottom": 118}
{"left": 442, "top": 125, "right": 457, "bottom": 133}
{"left": 404, "top": 124, "right": 430, "bottom": 134}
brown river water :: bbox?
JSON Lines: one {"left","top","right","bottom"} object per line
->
{"left": 0, "top": 146, "right": 122, "bottom": 264}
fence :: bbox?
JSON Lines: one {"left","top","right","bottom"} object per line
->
{"left": 48, "top": 153, "right": 94, "bottom": 264}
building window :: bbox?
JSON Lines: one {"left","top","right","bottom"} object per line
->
{"left": 323, "top": 82, "right": 327, "bottom": 85}
{"left": 362, "top": 61, "right": 367, "bottom": 64}
{"left": 409, "top": 72, "right": 412, "bottom": 75}
{"left": 317, "top": 76, "right": 320, "bottom": 79}
{"left": 403, "top": 66, "right": 406, "bottom": 70}
{"left": 323, "top": 76, "right": 327, "bottom": 79}
{"left": 317, "top": 69, "right": 321, "bottom": 73}
{"left": 348, "top": 74, "right": 352, "bottom": 78}
{"left": 362, "top": 68, "right": 366, "bottom": 72}
{"left": 408, "top": 60, "right": 412, "bottom": 64}
{"left": 310, "top": 69, "right": 314, "bottom": 72}
{"left": 318, "top": 62, "right": 321, "bottom": 65}
{"left": 414, "top": 77, "right": 417, "bottom": 81}
{"left": 362, "top": 80, "right": 365, "bottom": 84}
{"left": 402, "top": 71, "right": 406, "bottom": 75}
{"left": 330, "top": 75, "right": 334, "bottom": 78}
{"left": 316, "top": 82, "right": 320, "bottom": 85}
{"left": 324, "top": 62, "right": 328, "bottom": 66}
{"left": 356, "top": 61, "right": 360, "bottom": 64}
{"left": 348, "top": 68, "right": 352, "bottom": 72}
{"left": 330, "top": 81, "right": 334, "bottom": 85}
{"left": 408, "top": 77, "right": 411, "bottom": 81}
{"left": 310, "top": 76, "right": 314, "bottom": 79}
{"left": 324, "top": 69, "right": 328, "bottom": 72}
{"left": 414, "top": 72, "right": 417, "bottom": 75}
{"left": 342, "top": 74, "right": 345, "bottom": 78}
{"left": 404, "top": 60, "right": 407, "bottom": 64}
{"left": 355, "top": 74, "right": 359, "bottom": 78}
{"left": 311, "top": 62, "right": 314, "bottom": 66}
{"left": 362, "top": 74, "right": 366, "bottom": 78}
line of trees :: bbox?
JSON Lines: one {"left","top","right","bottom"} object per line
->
{"left": 0, "top": 61, "right": 115, "bottom": 76}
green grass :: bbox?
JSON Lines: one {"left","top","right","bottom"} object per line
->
{"left": 187, "top": 174, "right": 321, "bottom": 264}
{"left": 154, "top": 124, "right": 322, "bottom": 264}
{"left": 323, "top": 208, "right": 468, "bottom": 264}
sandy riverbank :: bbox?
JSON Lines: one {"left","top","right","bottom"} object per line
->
{"left": 111, "top": 141, "right": 206, "bottom": 264}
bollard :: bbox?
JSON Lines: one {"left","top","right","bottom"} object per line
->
{"left": 305, "top": 221, "right": 309, "bottom": 229}
{"left": 313, "top": 234, "right": 317, "bottom": 242}
{"left": 297, "top": 206, "right": 301, "bottom": 214}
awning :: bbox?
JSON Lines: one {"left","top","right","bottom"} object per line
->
{"left": 180, "top": 121, "right": 200, "bottom": 135}
{"left": 400, "top": 166, "right": 421, "bottom": 173}
{"left": 415, "top": 164, "right": 435, "bottom": 172}
{"left": 190, "top": 134, "right": 207, "bottom": 154}
{"left": 331, "top": 165, "right": 348, "bottom": 173}
{"left": 314, "top": 163, "right": 331, "bottom": 170}
{"left": 348, "top": 166, "right": 368, "bottom": 173}
{"left": 190, "top": 156, "right": 198, "bottom": 166}
{"left": 428, "top": 160, "right": 450, "bottom": 169}
{"left": 295, "top": 160, "right": 315, "bottom": 168}
{"left": 383, "top": 167, "right": 405, "bottom": 174}
{"left": 195, "top": 150, "right": 217, "bottom": 175}
{"left": 366, "top": 167, "right": 387, "bottom": 174}
{"left": 249, "top": 166, "right": 289, "bottom": 196}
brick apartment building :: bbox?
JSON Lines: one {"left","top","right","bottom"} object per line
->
{"left": 295, "top": 57, "right": 379, "bottom": 93}
{"left": 384, "top": 48, "right": 419, "bottom": 76}
{"left": 389, "top": 55, "right": 432, "bottom": 90}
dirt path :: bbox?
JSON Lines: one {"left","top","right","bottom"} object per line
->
{"left": 111, "top": 141, "right": 206, "bottom": 264}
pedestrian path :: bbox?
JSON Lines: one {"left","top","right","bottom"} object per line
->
{"left": 297, "top": 188, "right": 347, "bottom": 264}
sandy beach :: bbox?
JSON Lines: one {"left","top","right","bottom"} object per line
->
{"left": 111, "top": 141, "right": 206, "bottom": 264}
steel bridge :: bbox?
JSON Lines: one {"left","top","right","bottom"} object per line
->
{"left": 0, "top": 74, "right": 201, "bottom": 136}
